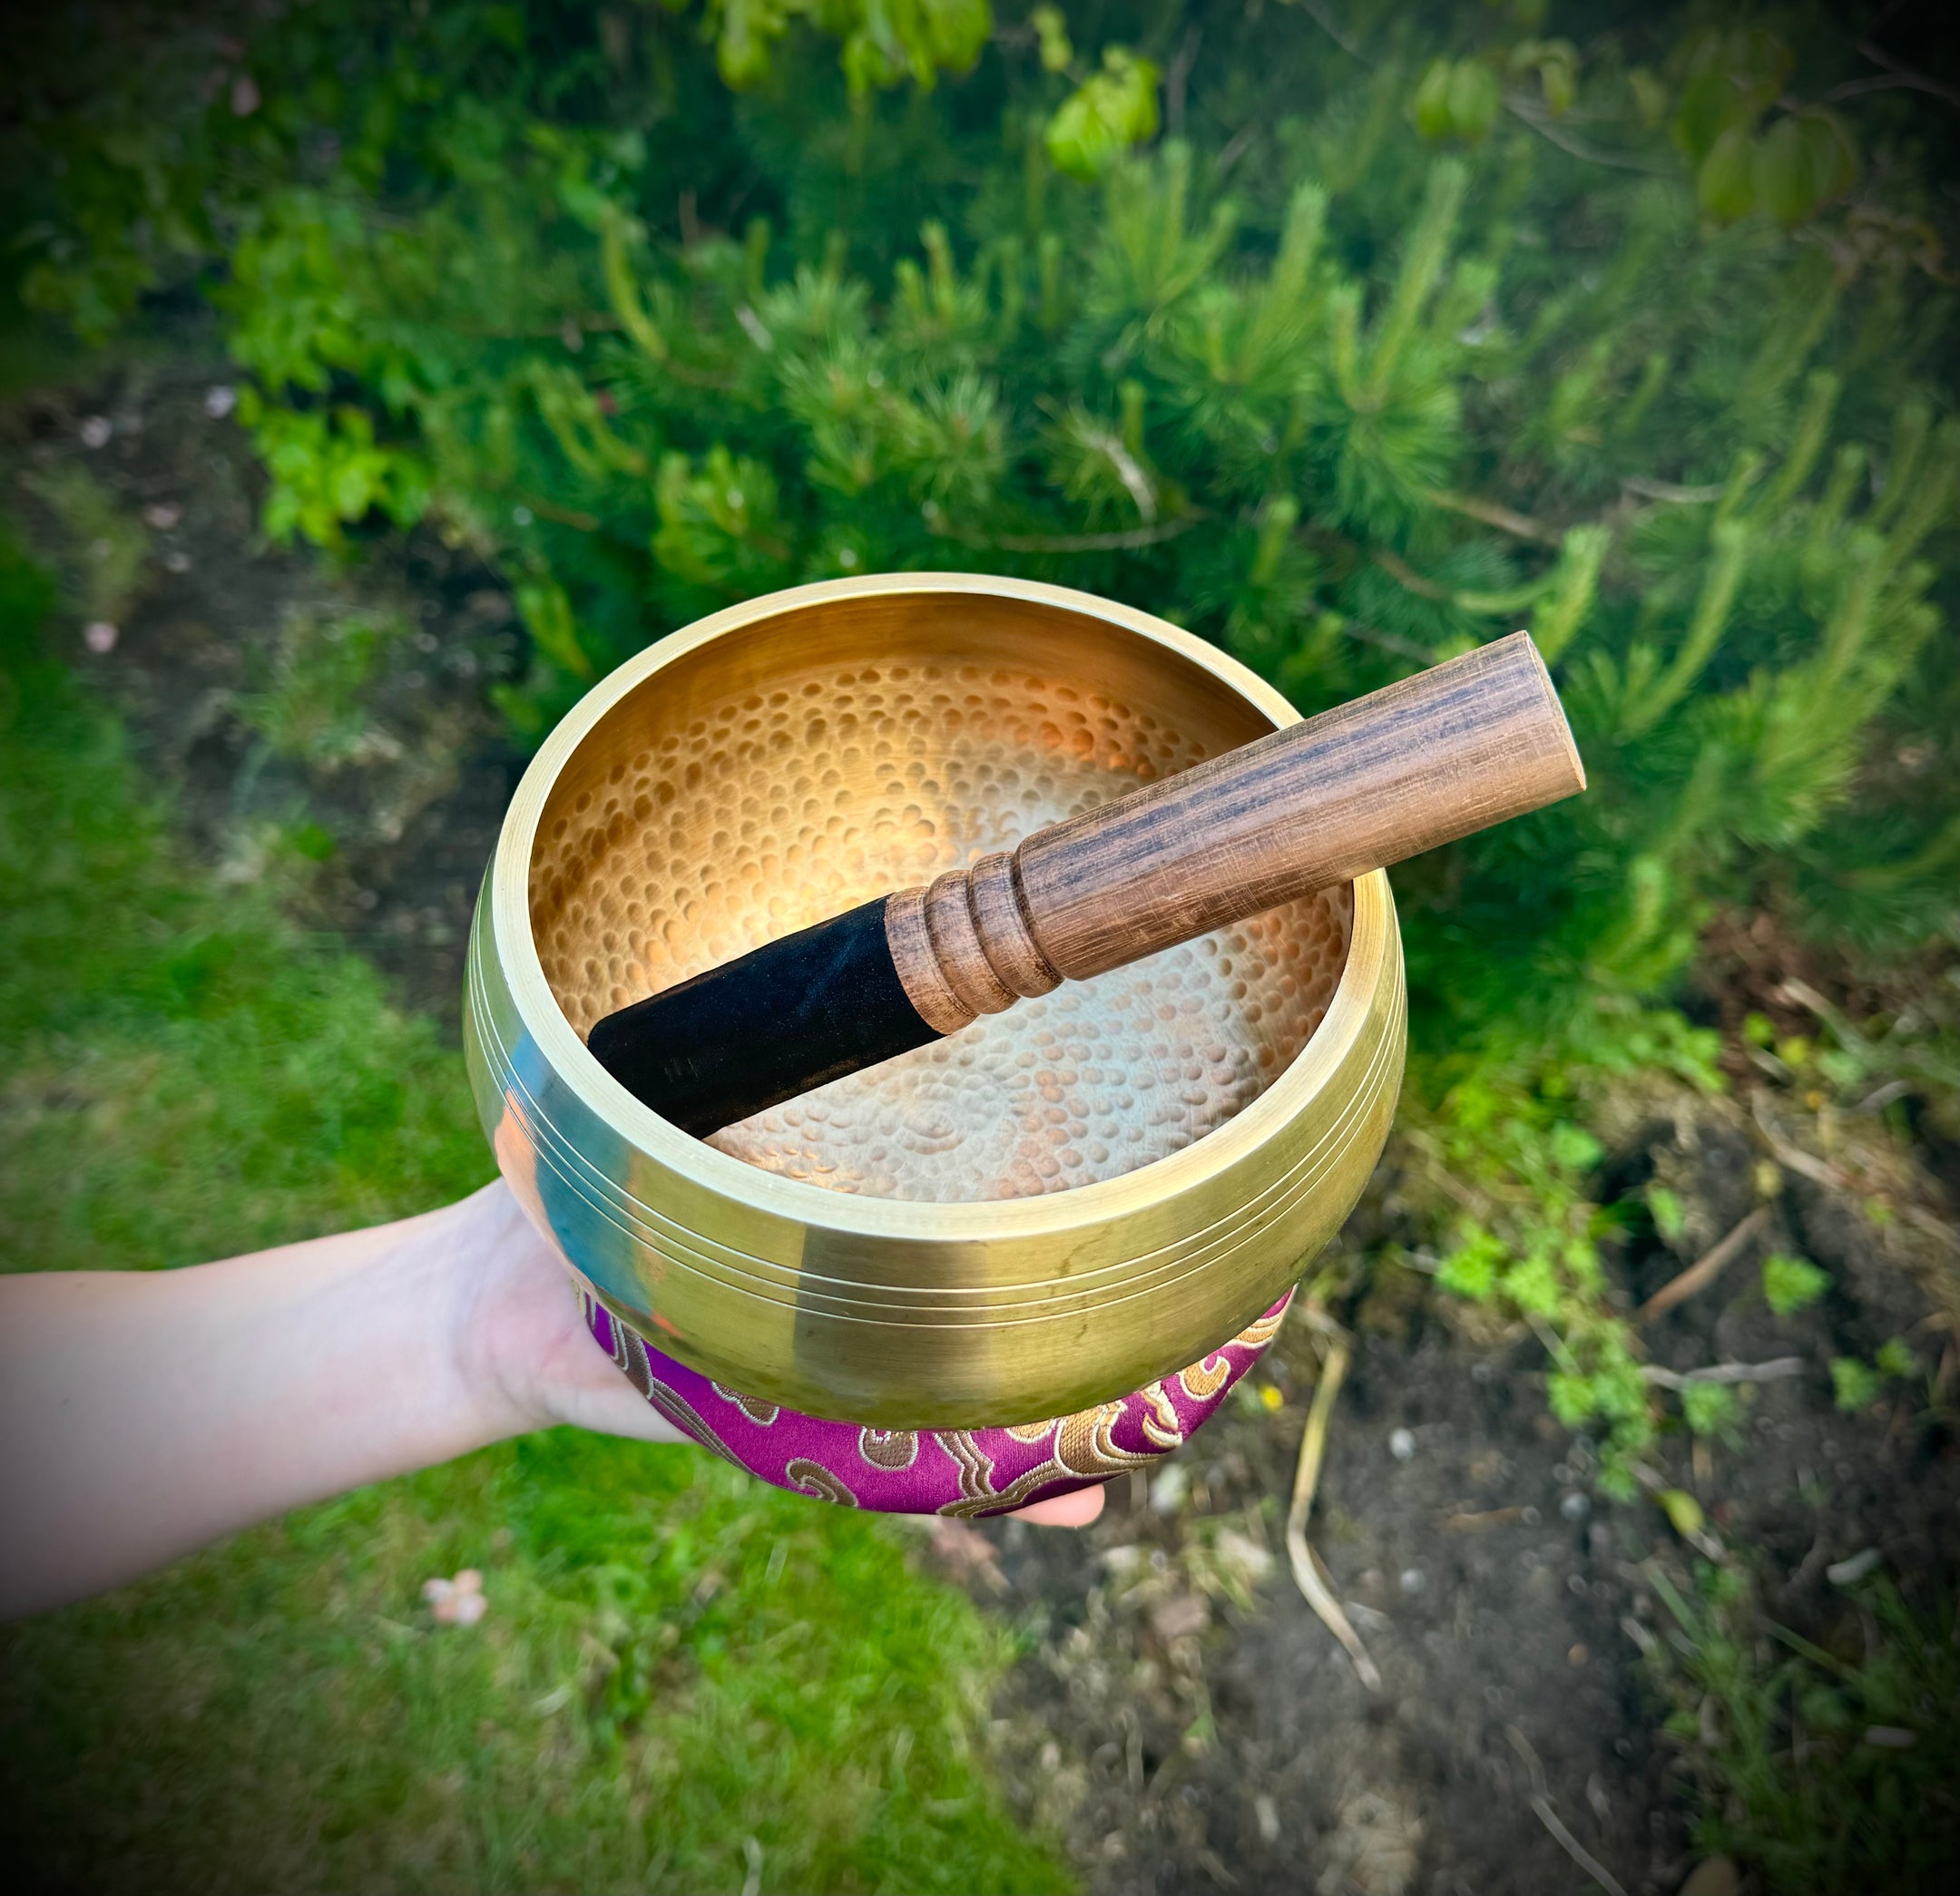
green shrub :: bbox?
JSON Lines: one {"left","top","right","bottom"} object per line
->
{"left": 7, "top": 0, "right": 1955, "bottom": 1492}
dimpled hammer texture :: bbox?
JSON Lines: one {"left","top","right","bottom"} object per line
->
{"left": 530, "top": 659, "right": 1351, "bottom": 1206}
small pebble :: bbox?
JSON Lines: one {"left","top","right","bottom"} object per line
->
{"left": 1521, "top": 1505, "right": 1542, "bottom": 1527}
{"left": 142, "top": 503, "right": 181, "bottom": 530}
{"left": 1253, "top": 1793, "right": 1279, "bottom": 1843}
{"left": 1560, "top": 1490, "right": 1591, "bottom": 1521}
{"left": 79, "top": 415, "right": 112, "bottom": 448}
{"left": 1398, "top": 1567, "right": 1426, "bottom": 1595}
{"left": 1388, "top": 1427, "right": 1416, "bottom": 1461}
{"left": 83, "top": 621, "right": 118, "bottom": 653}
{"left": 205, "top": 385, "right": 237, "bottom": 419}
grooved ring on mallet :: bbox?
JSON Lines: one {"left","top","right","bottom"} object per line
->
{"left": 884, "top": 886, "right": 978, "bottom": 1035}
{"left": 925, "top": 870, "right": 1021, "bottom": 1016}
{"left": 966, "top": 851, "right": 1063, "bottom": 999}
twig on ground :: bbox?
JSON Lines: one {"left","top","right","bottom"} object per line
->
{"left": 1640, "top": 1356, "right": 1805, "bottom": 1391}
{"left": 1750, "top": 1094, "right": 1960, "bottom": 1255}
{"left": 1445, "top": 1505, "right": 1526, "bottom": 1532}
{"left": 1284, "top": 1331, "right": 1381, "bottom": 1692}
{"left": 1505, "top": 1725, "right": 1632, "bottom": 1896}
{"left": 1636, "top": 1207, "right": 1773, "bottom": 1321}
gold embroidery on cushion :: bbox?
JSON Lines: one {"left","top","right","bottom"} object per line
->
{"left": 641, "top": 1375, "right": 742, "bottom": 1468}
{"left": 937, "top": 1430, "right": 996, "bottom": 1503}
{"left": 1178, "top": 1354, "right": 1232, "bottom": 1401}
{"left": 1055, "top": 1401, "right": 1153, "bottom": 1475}
{"left": 1140, "top": 1381, "right": 1185, "bottom": 1451}
{"left": 786, "top": 1458, "right": 858, "bottom": 1507}
{"left": 858, "top": 1427, "right": 919, "bottom": 1471}
{"left": 711, "top": 1382, "right": 781, "bottom": 1426}
{"left": 1004, "top": 1420, "right": 1057, "bottom": 1444}
{"left": 1232, "top": 1304, "right": 1289, "bottom": 1351}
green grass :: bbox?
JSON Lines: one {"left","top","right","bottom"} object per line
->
{"left": 1647, "top": 1564, "right": 1960, "bottom": 1896}
{"left": 0, "top": 533, "right": 1071, "bottom": 1895}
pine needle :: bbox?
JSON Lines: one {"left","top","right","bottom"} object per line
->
{"left": 1283, "top": 1331, "right": 1381, "bottom": 1692}
{"left": 1505, "top": 1725, "right": 1630, "bottom": 1896}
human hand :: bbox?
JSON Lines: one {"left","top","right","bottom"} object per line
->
{"left": 446, "top": 1179, "right": 1103, "bottom": 1527}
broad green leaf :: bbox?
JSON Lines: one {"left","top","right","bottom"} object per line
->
{"left": 1798, "top": 107, "right": 1859, "bottom": 202}
{"left": 1752, "top": 114, "right": 1818, "bottom": 230}
{"left": 1045, "top": 46, "right": 1161, "bottom": 181}
{"left": 1414, "top": 59, "right": 1455, "bottom": 142}
{"left": 1697, "top": 124, "right": 1757, "bottom": 223}
{"left": 1657, "top": 1487, "right": 1706, "bottom": 1538}
{"left": 1031, "top": 4, "right": 1071, "bottom": 73}
{"left": 1447, "top": 61, "right": 1502, "bottom": 144}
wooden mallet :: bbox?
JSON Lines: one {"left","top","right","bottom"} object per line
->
{"left": 586, "top": 630, "right": 1584, "bottom": 1136}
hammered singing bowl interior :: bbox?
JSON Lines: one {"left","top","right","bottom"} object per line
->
{"left": 465, "top": 574, "right": 1406, "bottom": 1428}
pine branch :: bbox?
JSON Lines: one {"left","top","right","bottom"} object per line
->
{"left": 929, "top": 514, "right": 1206, "bottom": 553}
{"left": 1434, "top": 491, "right": 1559, "bottom": 544}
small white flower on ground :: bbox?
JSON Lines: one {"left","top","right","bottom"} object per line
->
{"left": 79, "top": 415, "right": 113, "bottom": 448}
{"left": 205, "top": 386, "right": 237, "bottom": 419}
{"left": 83, "top": 621, "right": 118, "bottom": 653}
{"left": 1388, "top": 1427, "right": 1416, "bottom": 1461}
{"left": 422, "top": 1568, "right": 488, "bottom": 1626}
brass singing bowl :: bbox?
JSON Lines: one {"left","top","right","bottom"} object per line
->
{"left": 465, "top": 574, "right": 1406, "bottom": 1428}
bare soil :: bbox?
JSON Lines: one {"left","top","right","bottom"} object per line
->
{"left": 967, "top": 1092, "right": 1958, "bottom": 1895}
{"left": 5, "top": 338, "right": 524, "bottom": 1026}
{"left": 9, "top": 347, "right": 1957, "bottom": 1896}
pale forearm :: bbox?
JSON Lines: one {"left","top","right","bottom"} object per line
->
{"left": 1, "top": 1181, "right": 1098, "bottom": 1618}
{"left": 0, "top": 1184, "right": 677, "bottom": 1618}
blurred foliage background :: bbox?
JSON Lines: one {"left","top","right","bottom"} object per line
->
{"left": 11, "top": 0, "right": 1951, "bottom": 1483}
{"left": 2, "top": 2, "right": 1956, "bottom": 1889}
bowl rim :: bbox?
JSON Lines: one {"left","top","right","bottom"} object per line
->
{"left": 492, "top": 572, "right": 1394, "bottom": 1243}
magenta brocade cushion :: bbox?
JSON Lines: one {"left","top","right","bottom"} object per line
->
{"left": 579, "top": 1288, "right": 1292, "bottom": 1516}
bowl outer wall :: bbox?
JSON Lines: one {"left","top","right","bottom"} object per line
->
{"left": 464, "top": 573, "right": 1406, "bottom": 1429}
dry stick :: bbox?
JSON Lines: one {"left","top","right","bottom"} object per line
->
{"left": 1751, "top": 1092, "right": 1960, "bottom": 1256}
{"left": 1635, "top": 1205, "right": 1773, "bottom": 1322}
{"left": 1640, "top": 1356, "right": 1805, "bottom": 1391}
{"left": 1283, "top": 1331, "right": 1382, "bottom": 1693}
{"left": 1434, "top": 488, "right": 1559, "bottom": 544}
{"left": 1504, "top": 1725, "right": 1632, "bottom": 1896}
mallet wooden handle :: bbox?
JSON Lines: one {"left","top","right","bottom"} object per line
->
{"left": 587, "top": 631, "right": 1584, "bottom": 1135}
